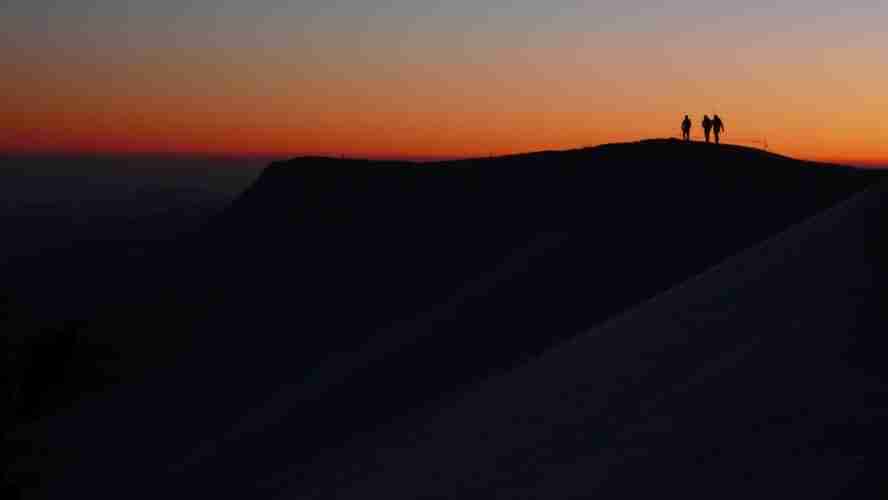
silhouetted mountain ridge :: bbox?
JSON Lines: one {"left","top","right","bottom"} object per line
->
{"left": 20, "top": 139, "right": 888, "bottom": 498}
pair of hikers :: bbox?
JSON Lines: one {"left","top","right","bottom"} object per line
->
{"left": 681, "top": 114, "right": 725, "bottom": 143}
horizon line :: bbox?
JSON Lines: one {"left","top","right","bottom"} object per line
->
{"left": 3, "top": 140, "right": 886, "bottom": 169}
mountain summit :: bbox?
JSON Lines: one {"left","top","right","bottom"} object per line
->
{"left": 24, "top": 140, "right": 888, "bottom": 498}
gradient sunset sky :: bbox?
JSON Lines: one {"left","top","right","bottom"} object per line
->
{"left": 3, "top": 1, "right": 886, "bottom": 164}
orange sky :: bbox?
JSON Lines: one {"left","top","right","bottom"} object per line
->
{"left": 2, "top": 2, "right": 886, "bottom": 166}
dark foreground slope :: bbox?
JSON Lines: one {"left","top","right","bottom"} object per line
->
{"left": 281, "top": 177, "right": 888, "bottom": 499}
{"left": 14, "top": 140, "right": 886, "bottom": 497}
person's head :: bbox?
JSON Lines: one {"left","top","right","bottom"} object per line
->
{"left": 704, "top": 115, "right": 709, "bottom": 120}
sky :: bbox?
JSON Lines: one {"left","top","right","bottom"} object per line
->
{"left": 2, "top": 1, "right": 886, "bottom": 165}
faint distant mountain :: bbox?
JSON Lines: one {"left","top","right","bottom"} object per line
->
{"left": 14, "top": 139, "right": 888, "bottom": 499}
{"left": 0, "top": 155, "right": 261, "bottom": 315}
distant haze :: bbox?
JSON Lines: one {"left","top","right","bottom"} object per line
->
{"left": 0, "top": 154, "right": 266, "bottom": 203}
{"left": 2, "top": 1, "right": 886, "bottom": 165}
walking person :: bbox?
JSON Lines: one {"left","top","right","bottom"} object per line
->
{"left": 681, "top": 115, "right": 692, "bottom": 141}
{"left": 712, "top": 114, "right": 725, "bottom": 144}
{"left": 702, "top": 115, "right": 712, "bottom": 143}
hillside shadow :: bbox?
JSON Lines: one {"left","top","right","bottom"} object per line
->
{"left": 16, "top": 139, "right": 888, "bottom": 498}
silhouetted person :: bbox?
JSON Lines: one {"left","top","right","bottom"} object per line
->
{"left": 712, "top": 115, "right": 725, "bottom": 144}
{"left": 702, "top": 115, "right": 712, "bottom": 143}
{"left": 681, "top": 115, "right": 691, "bottom": 141}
